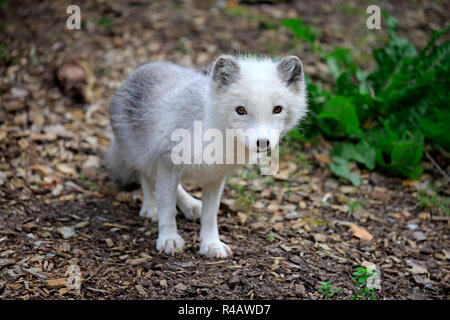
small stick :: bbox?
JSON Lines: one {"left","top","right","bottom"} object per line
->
{"left": 424, "top": 149, "right": 450, "bottom": 183}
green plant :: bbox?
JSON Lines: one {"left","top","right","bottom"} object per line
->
{"left": 297, "top": 152, "right": 312, "bottom": 171}
{"left": 302, "top": 214, "right": 325, "bottom": 227}
{"left": 98, "top": 17, "right": 113, "bottom": 27}
{"left": 352, "top": 286, "right": 376, "bottom": 300}
{"left": 319, "top": 280, "right": 342, "bottom": 299}
{"left": 239, "top": 169, "right": 258, "bottom": 181}
{"left": 79, "top": 173, "right": 99, "bottom": 191}
{"left": 329, "top": 156, "right": 361, "bottom": 187}
{"left": 345, "top": 199, "right": 363, "bottom": 216}
{"left": 266, "top": 232, "right": 275, "bottom": 242}
{"left": 282, "top": 19, "right": 317, "bottom": 46}
{"left": 282, "top": 13, "right": 450, "bottom": 185}
{"left": 235, "top": 185, "right": 255, "bottom": 213}
{"left": 417, "top": 183, "right": 450, "bottom": 216}
{"left": 98, "top": 17, "right": 113, "bottom": 33}
{"left": 351, "top": 267, "right": 376, "bottom": 300}
{"left": 264, "top": 176, "right": 277, "bottom": 187}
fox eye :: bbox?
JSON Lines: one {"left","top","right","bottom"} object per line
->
{"left": 273, "top": 105, "right": 283, "bottom": 114}
{"left": 236, "top": 106, "right": 247, "bottom": 115}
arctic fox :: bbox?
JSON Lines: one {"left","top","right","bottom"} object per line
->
{"left": 105, "top": 55, "right": 307, "bottom": 258}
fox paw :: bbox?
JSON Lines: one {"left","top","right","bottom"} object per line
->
{"left": 178, "top": 198, "right": 202, "bottom": 221}
{"left": 199, "top": 240, "right": 232, "bottom": 258}
{"left": 156, "top": 234, "right": 185, "bottom": 255}
{"left": 139, "top": 204, "right": 157, "bottom": 222}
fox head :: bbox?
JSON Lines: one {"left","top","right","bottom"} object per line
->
{"left": 208, "top": 55, "right": 308, "bottom": 155}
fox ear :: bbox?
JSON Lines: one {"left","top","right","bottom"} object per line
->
{"left": 213, "top": 55, "right": 240, "bottom": 88}
{"left": 277, "top": 56, "right": 303, "bottom": 91}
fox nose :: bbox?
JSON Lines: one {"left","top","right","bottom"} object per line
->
{"left": 256, "top": 138, "right": 270, "bottom": 149}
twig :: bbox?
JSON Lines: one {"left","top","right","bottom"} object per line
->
{"left": 82, "top": 263, "right": 105, "bottom": 284}
{"left": 424, "top": 149, "right": 450, "bottom": 183}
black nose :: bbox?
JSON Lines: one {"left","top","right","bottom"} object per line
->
{"left": 256, "top": 139, "right": 270, "bottom": 149}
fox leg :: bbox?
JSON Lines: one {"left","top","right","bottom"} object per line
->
{"left": 153, "top": 163, "right": 184, "bottom": 255}
{"left": 199, "top": 178, "right": 232, "bottom": 258}
{"left": 177, "top": 184, "right": 202, "bottom": 221}
{"left": 139, "top": 175, "right": 157, "bottom": 221}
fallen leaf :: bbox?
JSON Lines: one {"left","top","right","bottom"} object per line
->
{"left": 313, "top": 233, "right": 327, "bottom": 242}
{"left": 274, "top": 161, "right": 297, "bottom": 181}
{"left": 135, "top": 284, "right": 147, "bottom": 296}
{"left": 412, "top": 231, "right": 427, "bottom": 241}
{"left": 279, "top": 243, "right": 292, "bottom": 252}
{"left": 315, "top": 153, "right": 331, "bottom": 164}
{"left": 221, "top": 198, "right": 238, "bottom": 212}
{"left": 273, "top": 222, "right": 283, "bottom": 232}
{"left": 348, "top": 223, "right": 373, "bottom": 240}
{"left": 115, "top": 192, "right": 133, "bottom": 203}
{"left": 412, "top": 274, "right": 431, "bottom": 285}
{"left": 370, "top": 190, "right": 391, "bottom": 202}
{"left": 160, "top": 279, "right": 168, "bottom": 288}
{"left": 56, "top": 164, "right": 77, "bottom": 176}
{"left": 59, "top": 288, "right": 69, "bottom": 296}
{"left": 57, "top": 226, "right": 76, "bottom": 239}
{"left": 105, "top": 238, "right": 114, "bottom": 247}
{"left": 339, "top": 186, "right": 356, "bottom": 194}
{"left": 22, "top": 222, "right": 38, "bottom": 232}
{"left": 236, "top": 212, "right": 248, "bottom": 225}
{"left": 285, "top": 212, "right": 302, "bottom": 220}
{"left": 251, "top": 221, "right": 265, "bottom": 230}
{"left": 174, "top": 283, "right": 187, "bottom": 291}
{"left": 267, "top": 203, "right": 281, "bottom": 214}
{"left": 406, "top": 259, "right": 428, "bottom": 275}
{"left": 418, "top": 212, "right": 430, "bottom": 220}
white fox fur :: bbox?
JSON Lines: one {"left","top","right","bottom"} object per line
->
{"left": 105, "top": 55, "right": 307, "bottom": 258}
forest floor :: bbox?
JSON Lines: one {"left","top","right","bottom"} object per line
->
{"left": 0, "top": 0, "right": 449, "bottom": 300}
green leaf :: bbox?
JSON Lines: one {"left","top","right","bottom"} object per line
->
{"left": 284, "top": 14, "right": 449, "bottom": 180}
{"left": 98, "top": 17, "right": 113, "bottom": 27}
{"left": 319, "top": 96, "right": 361, "bottom": 137}
{"left": 281, "top": 18, "right": 317, "bottom": 44}
{"left": 374, "top": 129, "right": 425, "bottom": 179}
{"left": 329, "top": 156, "right": 361, "bottom": 187}
{"left": 286, "top": 128, "right": 306, "bottom": 142}
{"left": 334, "top": 140, "right": 376, "bottom": 170}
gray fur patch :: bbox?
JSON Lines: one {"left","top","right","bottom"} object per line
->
{"left": 105, "top": 61, "right": 209, "bottom": 188}
{"left": 197, "top": 62, "right": 214, "bottom": 75}
{"left": 277, "top": 56, "right": 303, "bottom": 90}
{"left": 212, "top": 55, "right": 240, "bottom": 88}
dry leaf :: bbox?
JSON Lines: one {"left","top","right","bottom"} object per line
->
{"left": 315, "top": 153, "right": 331, "bottom": 164}
{"left": 56, "top": 164, "right": 77, "bottom": 176}
{"left": 236, "top": 212, "right": 248, "bottom": 225}
{"left": 348, "top": 223, "right": 373, "bottom": 240}
{"left": 135, "top": 284, "right": 147, "bottom": 296}
{"left": 274, "top": 161, "right": 297, "bottom": 181}
{"left": 406, "top": 259, "right": 428, "bottom": 275}
{"left": 57, "top": 226, "right": 76, "bottom": 239}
